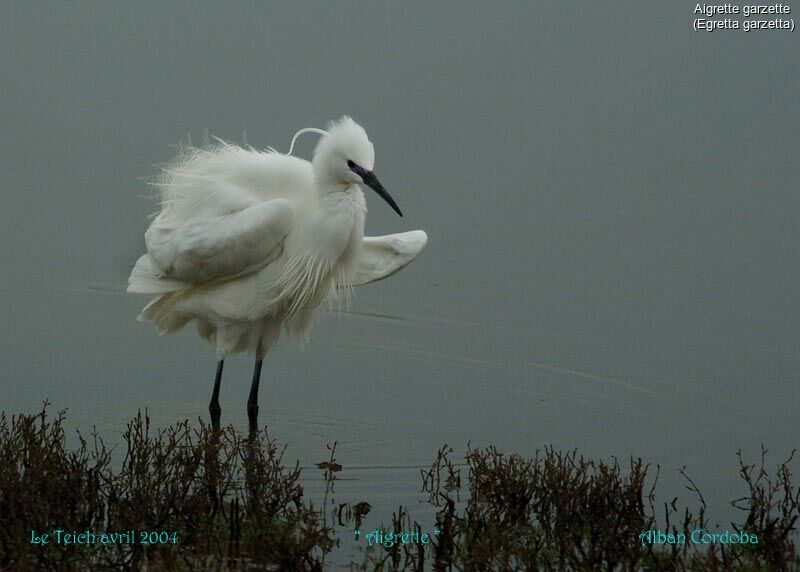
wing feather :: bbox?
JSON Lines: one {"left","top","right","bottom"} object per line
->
{"left": 143, "top": 198, "right": 293, "bottom": 284}
{"left": 129, "top": 143, "right": 311, "bottom": 295}
{"left": 351, "top": 230, "right": 428, "bottom": 287}
{"left": 127, "top": 254, "right": 188, "bottom": 294}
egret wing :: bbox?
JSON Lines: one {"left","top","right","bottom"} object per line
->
{"left": 127, "top": 254, "right": 188, "bottom": 294}
{"left": 351, "top": 230, "right": 428, "bottom": 286}
{"left": 142, "top": 198, "right": 293, "bottom": 285}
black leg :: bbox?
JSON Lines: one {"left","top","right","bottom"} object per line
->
{"left": 247, "top": 358, "right": 263, "bottom": 434}
{"left": 209, "top": 359, "right": 224, "bottom": 431}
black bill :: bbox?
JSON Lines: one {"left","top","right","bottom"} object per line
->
{"left": 349, "top": 162, "right": 403, "bottom": 217}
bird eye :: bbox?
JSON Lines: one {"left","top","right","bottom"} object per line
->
{"left": 347, "top": 160, "right": 355, "bottom": 169}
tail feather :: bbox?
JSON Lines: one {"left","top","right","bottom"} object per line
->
{"left": 138, "top": 293, "right": 191, "bottom": 334}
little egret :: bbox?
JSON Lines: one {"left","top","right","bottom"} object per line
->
{"left": 128, "top": 116, "right": 428, "bottom": 431}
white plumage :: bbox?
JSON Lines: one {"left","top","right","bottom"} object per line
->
{"left": 129, "top": 116, "right": 427, "bottom": 360}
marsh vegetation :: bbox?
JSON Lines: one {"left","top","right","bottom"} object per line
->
{"left": 1, "top": 405, "right": 797, "bottom": 570}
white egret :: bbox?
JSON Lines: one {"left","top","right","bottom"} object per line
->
{"left": 128, "top": 116, "right": 428, "bottom": 430}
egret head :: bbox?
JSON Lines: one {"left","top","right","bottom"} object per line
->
{"left": 309, "top": 116, "right": 403, "bottom": 217}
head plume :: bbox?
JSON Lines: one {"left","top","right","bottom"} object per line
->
{"left": 285, "top": 116, "right": 375, "bottom": 187}
{"left": 314, "top": 116, "right": 374, "bottom": 170}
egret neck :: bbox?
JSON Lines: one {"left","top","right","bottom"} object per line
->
{"left": 315, "top": 182, "right": 367, "bottom": 265}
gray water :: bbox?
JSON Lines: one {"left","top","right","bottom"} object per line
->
{"left": 1, "top": 1, "right": 798, "bottom": 561}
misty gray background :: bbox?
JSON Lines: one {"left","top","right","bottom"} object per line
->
{"left": 1, "top": 0, "right": 798, "bottom": 542}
